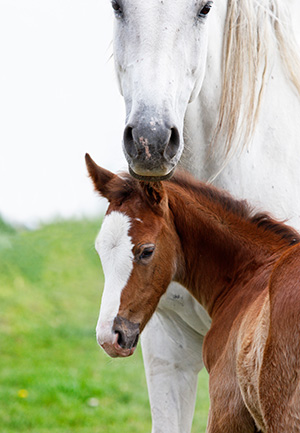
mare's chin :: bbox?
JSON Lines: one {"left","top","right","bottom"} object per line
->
{"left": 129, "top": 166, "right": 175, "bottom": 182}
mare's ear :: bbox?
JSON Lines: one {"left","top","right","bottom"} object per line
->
{"left": 140, "top": 181, "right": 168, "bottom": 215}
{"left": 85, "top": 153, "right": 116, "bottom": 201}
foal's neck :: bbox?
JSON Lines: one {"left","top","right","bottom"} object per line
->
{"left": 167, "top": 180, "right": 297, "bottom": 317}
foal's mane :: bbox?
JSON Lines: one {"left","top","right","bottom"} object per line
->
{"left": 214, "top": 0, "right": 300, "bottom": 162}
{"left": 168, "top": 171, "right": 300, "bottom": 247}
{"left": 114, "top": 170, "right": 300, "bottom": 247}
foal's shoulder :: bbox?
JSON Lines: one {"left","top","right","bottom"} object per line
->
{"left": 268, "top": 243, "right": 300, "bottom": 305}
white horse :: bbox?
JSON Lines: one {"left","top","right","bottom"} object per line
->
{"left": 98, "top": 1, "right": 300, "bottom": 432}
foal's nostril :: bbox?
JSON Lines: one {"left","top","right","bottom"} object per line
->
{"left": 115, "top": 330, "right": 139, "bottom": 349}
{"left": 164, "top": 127, "right": 180, "bottom": 160}
{"left": 115, "top": 329, "right": 139, "bottom": 349}
{"left": 113, "top": 315, "right": 140, "bottom": 350}
{"left": 123, "top": 125, "right": 137, "bottom": 158}
{"left": 116, "top": 331, "right": 125, "bottom": 348}
{"left": 133, "top": 333, "right": 139, "bottom": 348}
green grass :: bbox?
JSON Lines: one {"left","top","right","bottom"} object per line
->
{"left": 0, "top": 217, "right": 209, "bottom": 432}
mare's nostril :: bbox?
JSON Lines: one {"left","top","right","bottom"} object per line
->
{"left": 123, "top": 125, "right": 137, "bottom": 158}
{"left": 124, "top": 122, "right": 180, "bottom": 162}
{"left": 164, "top": 127, "right": 180, "bottom": 160}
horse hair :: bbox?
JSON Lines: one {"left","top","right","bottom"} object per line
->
{"left": 113, "top": 170, "right": 300, "bottom": 247}
{"left": 212, "top": 0, "right": 300, "bottom": 169}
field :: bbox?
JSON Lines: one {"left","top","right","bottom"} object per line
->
{"left": 0, "top": 217, "right": 209, "bottom": 432}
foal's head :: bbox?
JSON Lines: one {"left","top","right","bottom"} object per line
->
{"left": 86, "top": 154, "right": 181, "bottom": 358}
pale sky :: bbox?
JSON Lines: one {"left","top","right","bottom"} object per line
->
{"left": 0, "top": 0, "right": 125, "bottom": 226}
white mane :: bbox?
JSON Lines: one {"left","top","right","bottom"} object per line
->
{"left": 213, "top": 0, "right": 300, "bottom": 159}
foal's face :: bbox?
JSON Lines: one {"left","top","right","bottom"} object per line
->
{"left": 96, "top": 201, "right": 177, "bottom": 357}
{"left": 85, "top": 153, "right": 180, "bottom": 358}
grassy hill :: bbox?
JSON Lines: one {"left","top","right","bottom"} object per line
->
{"left": 0, "top": 217, "right": 209, "bottom": 432}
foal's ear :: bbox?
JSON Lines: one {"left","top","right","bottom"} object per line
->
{"left": 85, "top": 153, "right": 116, "bottom": 200}
{"left": 140, "top": 181, "right": 168, "bottom": 214}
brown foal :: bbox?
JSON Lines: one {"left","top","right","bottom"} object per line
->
{"left": 86, "top": 153, "right": 300, "bottom": 433}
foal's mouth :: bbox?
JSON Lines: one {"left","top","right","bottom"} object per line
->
{"left": 101, "top": 333, "right": 138, "bottom": 358}
{"left": 99, "top": 315, "right": 141, "bottom": 358}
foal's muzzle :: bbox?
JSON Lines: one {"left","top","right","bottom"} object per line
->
{"left": 98, "top": 316, "right": 140, "bottom": 358}
{"left": 113, "top": 315, "right": 140, "bottom": 351}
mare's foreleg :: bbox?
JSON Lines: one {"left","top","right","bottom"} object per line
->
{"left": 141, "top": 285, "right": 208, "bottom": 433}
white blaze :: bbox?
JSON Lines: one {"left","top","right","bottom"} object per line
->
{"left": 95, "top": 211, "right": 134, "bottom": 345}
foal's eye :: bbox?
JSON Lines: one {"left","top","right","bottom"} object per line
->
{"left": 140, "top": 248, "right": 154, "bottom": 260}
{"left": 111, "top": 0, "right": 123, "bottom": 16}
{"left": 138, "top": 244, "right": 155, "bottom": 263}
{"left": 198, "top": 1, "right": 213, "bottom": 18}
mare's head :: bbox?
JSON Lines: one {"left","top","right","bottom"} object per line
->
{"left": 112, "top": 0, "right": 216, "bottom": 179}
{"left": 111, "top": 1, "right": 299, "bottom": 179}
{"left": 86, "top": 154, "right": 181, "bottom": 357}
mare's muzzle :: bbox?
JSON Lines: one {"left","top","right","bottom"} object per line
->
{"left": 123, "top": 113, "right": 181, "bottom": 180}
{"left": 113, "top": 315, "right": 140, "bottom": 351}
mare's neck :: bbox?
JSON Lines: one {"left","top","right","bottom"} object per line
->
{"left": 183, "top": 3, "right": 300, "bottom": 232}
{"left": 168, "top": 183, "right": 293, "bottom": 318}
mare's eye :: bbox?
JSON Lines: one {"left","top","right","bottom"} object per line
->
{"left": 198, "top": 1, "right": 213, "bottom": 18}
{"left": 111, "top": 0, "right": 123, "bottom": 16}
{"left": 138, "top": 244, "right": 155, "bottom": 262}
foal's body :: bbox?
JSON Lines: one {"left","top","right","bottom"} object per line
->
{"left": 164, "top": 176, "right": 300, "bottom": 431}
{"left": 206, "top": 245, "right": 300, "bottom": 432}
{"left": 86, "top": 155, "right": 300, "bottom": 432}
